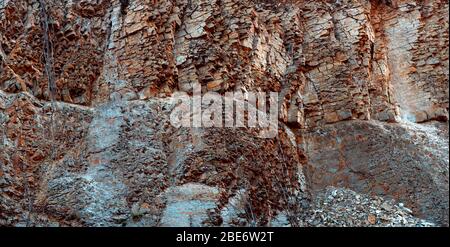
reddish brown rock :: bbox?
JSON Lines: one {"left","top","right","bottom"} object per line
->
{"left": 0, "top": 0, "right": 448, "bottom": 226}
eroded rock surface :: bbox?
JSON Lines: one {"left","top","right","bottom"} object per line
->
{"left": 0, "top": 0, "right": 448, "bottom": 226}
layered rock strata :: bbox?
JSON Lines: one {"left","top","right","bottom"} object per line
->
{"left": 0, "top": 0, "right": 448, "bottom": 226}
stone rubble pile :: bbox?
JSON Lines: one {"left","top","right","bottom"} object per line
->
{"left": 306, "top": 187, "right": 435, "bottom": 227}
{"left": 0, "top": 0, "right": 448, "bottom": 227}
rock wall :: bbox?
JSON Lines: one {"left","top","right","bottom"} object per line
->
{"left": 0, "top": 0, "right": 448, "bottom": 226}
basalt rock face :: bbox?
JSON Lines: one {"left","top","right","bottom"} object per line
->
{"left": 0, "top": 0, "right": 448, "bottom": 226}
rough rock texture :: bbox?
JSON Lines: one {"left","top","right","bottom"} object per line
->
{"left": 0, "top": 0, "right": 448, "bottom": 226}
{"left": 301, "top": 120, "right": 449, "bottom": 225}
{"left": 305, "top": 187, "right": 435, "bottom": 227}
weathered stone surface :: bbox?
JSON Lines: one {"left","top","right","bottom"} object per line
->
{"left": 0, "top": 93, "right": 307, "bottom": 226}
{"left": 0, "top": 0, "right": 448, "bottom": 226}
{"left": 305, "top": 187, "right": 435, "bottom": 227}
{"left": 301, "top": 120, "right": 449, "bottom": 225}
